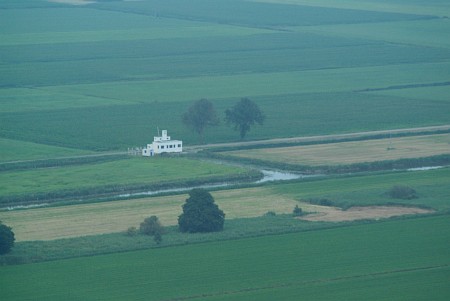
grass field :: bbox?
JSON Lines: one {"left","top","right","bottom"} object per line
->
{"left": 221, "top": 133, "right": 450, "bottom": 166}
{"left": 0, "top": 157, "right": 251, "bottom": 201}
{"left": 2, "top": 167, "right": 448, "bottom": 241}
{"left": 0, "top": 138, "right": 92, "bottom": 163}
{"left": 1, "top": 215, "right": 449, "bottom": 300}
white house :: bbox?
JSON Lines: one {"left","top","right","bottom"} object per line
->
{"left": 142, "top": 130, "right": 183, "bottom": 156}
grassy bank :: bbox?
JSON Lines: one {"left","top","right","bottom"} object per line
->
{"left": 0, "top": 157, "right": 258, "bottom": 206}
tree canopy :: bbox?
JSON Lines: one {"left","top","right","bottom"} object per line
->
{"left": 225, "top": 98, "right": 265, "bottom": 139}
{"left": 0, "top": 221, "right": 15, "bottom": 255}
{"left": 182, "top": 98, "right": 219, "bottom": 143}
{"left": 178, "top": 189, "right": 225, "bottom": 233}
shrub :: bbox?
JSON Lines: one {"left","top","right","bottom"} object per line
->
{"left": 387, "top": 185, "right": 418, "bottom": 200}
{"left": 292, "top": 205, "right": 303, "bottom": 217}
{"left": 140, "top": 216, "right": 164, "bottom": 236}
{"left": 125, "top": 226, "right": 138, "bottom": 237}
{"left": 264, "top": 211, "right": 276, "bottom": 217}
{"left": 305, "top": 198, "right": 335, "bottom": 207}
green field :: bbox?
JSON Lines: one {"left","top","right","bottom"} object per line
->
{"left": 1, "top": 0, "right": 449, "bottom": 153}
{"left": 0, "top": 157, "right": 252, "bottom": 203}
{"left": 2, "top": 215, "right": 449, "bottom": 300}
{"left": 1, "top": 1, "right": 450, "bottom": 300}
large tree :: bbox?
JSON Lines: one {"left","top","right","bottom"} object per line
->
{"left": 0, "top": 221, "right": 15, "bottom": 255}
{"left": 225, "top": 98, "right": 265, "bottom": 139}
{"left": 182, "top": 98, "right": 219, "bottom": 143}
{"left": 178, "top": 189, "right": 225, "bottom": 233}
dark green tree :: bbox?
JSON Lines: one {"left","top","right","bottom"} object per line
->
{"left": 178, "top": 189, "right": 225, "bottom": 233}
{"left": 0, "top": 221, "right": 15, "bottom": 255}
{"left": 139, "top": 216, "right": 164, "bottom": 236}
{"left": 182, "top": 98, "right": 220, "bottom": 143}
{"left": 225, "top": 98, "right": 265, "bottom": 139}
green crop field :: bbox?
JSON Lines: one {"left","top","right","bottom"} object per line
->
{"left": 1, "top": 0, "right": 449, "bottom": 154}
{"left": 221, "top": 133, "right": 450, "bottom": 166}
{"left": 1, "top": 215, "right": 449, "bottom": 300}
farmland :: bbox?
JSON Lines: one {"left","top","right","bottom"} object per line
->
{"left": 1, "top": 0, "right": 450, "bottom": 149}
{"left": 2, "top": 167, "right": 448, "bottom": 241}
{"left": 1, "top": 216, "right": 449, "bottom": 301}
{"left": 1, "top": 0, "right": 450, "bottom": 300}
{"left": 220, "top": 133, "right": 450, "bottom": 166}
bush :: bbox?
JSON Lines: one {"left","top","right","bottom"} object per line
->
{"left": 305, "top": 198, "right": 335, "bottom": 207}
{"left": 125, "top": 226, "right": 138, "bottom": 237}
{"left": 140, "top": 216, "right": 164, "bottom": 236}
{"left": 387, "top": 185, "right": 418, "bottom": 200}
{"left": 0, "top": 222, "right": 15, "bottom": 255}
{"left": 264, "top": 211, "right": 276, "bottom": 217}
{"left": 292, "top": 205, "right": 303, "bottom": 217}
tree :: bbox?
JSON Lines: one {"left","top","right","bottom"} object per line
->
{"left": 0, "top": 221, "right": 15, "bottom": 255}
{"left": 225, "top": 98, "right": 265, "bottom": 139}
{"left": 178, "top": 189, "right": 225, "bottom": 233}
{"left": 182, "top": 98, "right": 220, "bottom": 143}
{"left": 139, "top": 216, "right": 164, "bottom": 236}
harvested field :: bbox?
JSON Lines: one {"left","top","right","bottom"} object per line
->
{"left": 299, "top": 205, "right": 434, "bottom": 222}
{"left": 1, "top": 187, "right": 298, "bottom": 241}
{"left": 221, "top": 133, "right": 450, "bottom": 166}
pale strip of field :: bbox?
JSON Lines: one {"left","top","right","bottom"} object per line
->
{"left": 0, "top": 187, "right": 298, "bottom": 241}
{"left": 299, "top": 205, "right": 433, "bottom": 222}
{"left": 0, "top": 23, "right": 272, "bottom": 46}
{"left": 250, "top": 0, "right": 450, "bottom": 17}
{"left": 222, "top": 134, "right": 450, "bottom": 166}
{"left": 48, "top": 0, "right": 95, "bottom": 5}
{"left": 293, "top": 19, "right": 450, "bottom": 49}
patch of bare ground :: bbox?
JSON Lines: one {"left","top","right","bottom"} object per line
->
{"left": 48, "top": 0, "right": 95, "bottom": 5}
{"left": 298, "top": 205, "right": 434, "bottom": 222}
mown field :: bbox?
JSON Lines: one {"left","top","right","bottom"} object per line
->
{"left": 1, "top": 215, "right": 449, "bottom": 300}
{"left": 2, "top": 167, "right": 448, "bottom": 241}
{"left": 220, "top": 133, "right": 450, "bottom": 166}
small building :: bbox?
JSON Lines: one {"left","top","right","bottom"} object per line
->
{"left": 142, "top": 130, "right": 182, "bottom": 156}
